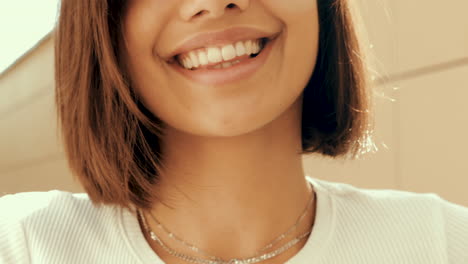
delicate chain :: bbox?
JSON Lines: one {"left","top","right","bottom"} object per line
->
{"left": 137, "top": 183, "right": 315, "bottom": 264}
{"left": 139, "top": 210, "right": 311, "bottom": 264}
{"left": 145, "top": 182, "right": 314, "bottom": 258}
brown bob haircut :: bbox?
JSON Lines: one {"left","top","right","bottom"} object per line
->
{"left": 55, "top": 0, "right": 373, "bottom": 210}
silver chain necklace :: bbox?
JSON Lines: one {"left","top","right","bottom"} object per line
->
{"left": 139, "top": 210, "right": 312, "bottom": 264}
{"left": 138, "top": 185, "right": 314, "bottom": 264}
{"left": 145, "top": 188, "right": 313, "bottom": 258}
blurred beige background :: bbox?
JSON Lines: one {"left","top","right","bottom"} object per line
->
{"left": 1, "top": 1, "right": 467, "bottom": 206}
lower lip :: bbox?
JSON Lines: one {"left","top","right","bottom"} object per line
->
{"left": 169, "top": 37, "right": 277, "bottom": 86}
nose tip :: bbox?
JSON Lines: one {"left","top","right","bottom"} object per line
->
{"left": 194, "top": 2, "right": 236, "bottom": 18}
{"left": 180, "top": 0, "right": 249, "bottom": 21}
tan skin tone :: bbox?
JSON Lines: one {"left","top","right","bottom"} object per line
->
{"left": 121, "top": 0, "right": 320, "bottom": 262}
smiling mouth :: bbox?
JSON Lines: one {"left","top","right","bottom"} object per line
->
{"left": 165, "top": 32, "right": 278, "bottom": 86}
{"left": 170, "top": 37, "right": 269, "bottom": 71}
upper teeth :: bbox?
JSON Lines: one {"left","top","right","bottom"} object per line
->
{"left": 177, "top": 39, "right": 263, "bottom": 70}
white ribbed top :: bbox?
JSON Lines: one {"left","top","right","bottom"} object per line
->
{"left": 1, "top": 176, "right": 467, "bottom": 264}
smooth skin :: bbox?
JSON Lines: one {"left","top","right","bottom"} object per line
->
{"left": 121, "top": 0, "right": 320, "bottom": 262}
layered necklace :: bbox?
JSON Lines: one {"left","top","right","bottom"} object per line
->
{"left": 138, "top": 185, "right": 314, "bottom": 264}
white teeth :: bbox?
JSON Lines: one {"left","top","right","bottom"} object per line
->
{"left": 221, "top": 44, "right": 236, "bottom": 61}
{"left": 252, "top": 41, "right": 260, "bottom": 55}
{"left": 222, "top": 62, "right": 233, "bottom": 68}
{"left": 212, "top": 60, "right": 241, "bottom": 69}
{"left": 178, "top": 38, "right": 264, "bottom": 70}
{"left": 235, "top": 41, "right": 246, "bottom": 57}
{"left": 244, "top": 40, "right": 253, "bottom": 55}
{"left": 207, "top": 47, "right": 222, "bottom": 63}
{"left": 185, "top": 58, "right": 193, "bottom": 69}
{"left": 189, "top": 51, "right": 199, "bottom": 68}
{"left": 198, "top": 51, "right": 209, "bottom": 66}
{"left": 181, "top": 58, "right": 187, "bottom": 69}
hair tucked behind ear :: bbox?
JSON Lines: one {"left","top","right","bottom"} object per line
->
{"left": 54, "top": 0, "right": 373, "bottom": 210}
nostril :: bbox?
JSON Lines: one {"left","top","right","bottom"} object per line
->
{"left": 194, "top": 10, "right": 205, "bottom": 17}
{"left": 226, "top": 3, "right": 236, "bottom": 9}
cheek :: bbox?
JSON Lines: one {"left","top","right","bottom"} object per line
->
{"left": 122, "top": 2, "right": 173, "bottom": 102}
{"left": 269, "top": 0, "right": 320, "bottom": 91}
{"left": 123, "top": 1, "right": 171, "bottom": 60}
{"left": 266, "top": 0, "right": 318, "bottom": 16}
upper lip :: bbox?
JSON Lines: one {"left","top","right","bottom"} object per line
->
{"left": 166, "top": 26, "right": 280, "bottom": 60}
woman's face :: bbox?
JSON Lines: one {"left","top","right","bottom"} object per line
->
{"left": 121, "top": 0, "right": 319, "bottom": 136}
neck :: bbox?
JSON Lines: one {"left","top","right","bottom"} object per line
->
{"left": 143, "top": 97, "right": 316, "bottom": 261}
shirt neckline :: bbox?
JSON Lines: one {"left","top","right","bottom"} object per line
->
{"left": 118, "top": 176, "right": 336, "bottom": 264}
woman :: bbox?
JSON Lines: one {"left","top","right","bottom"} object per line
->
{"left": 1, "top": 0, "right": 467, "bottom": 263}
